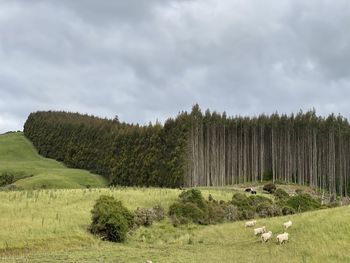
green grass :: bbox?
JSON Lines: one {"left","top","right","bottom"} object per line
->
{"left": 0, "top": 132, "right": 107, "bottom": 189}
{"left": 0, "top": 187, "right": 349, "bottom": 262}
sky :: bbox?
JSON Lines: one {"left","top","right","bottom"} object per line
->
{"left": 1, "top": 0, "right": 350, "bottom": 133}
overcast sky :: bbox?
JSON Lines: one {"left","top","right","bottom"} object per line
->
{"left": 1, "top": 0, "right": 350, "bottom": 133}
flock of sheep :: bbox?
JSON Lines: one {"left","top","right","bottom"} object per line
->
{"left": 245, "top": 219, "right": 292, "bottom": 244}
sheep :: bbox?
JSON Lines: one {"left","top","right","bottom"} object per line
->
{"left": 276, "top": 232, "right": 289, "bottom": 244}
{"left": 261, "top": 231, "right": 272, "bottom": 242}
{"left": 245, "top": 188, "right": 253, "bottom": 192}
{"left": 245, "top": 220, "right": 257, "bottom": 227}
{"left": 254, "top": 226, "right": 266, "bottom": 235}
{"left": 283, "top": 220, "right": 292, "bottom": 230}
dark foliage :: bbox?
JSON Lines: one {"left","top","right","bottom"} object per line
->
{"left": 0, "top": 173, "right": 15, "bottom": 186}
{"left": 286, "top": 193, "right": 321, "bottom": 212}
{"left": 133, "top": 205, "right": 165, "bottom": 227}
{"left": 263, "top": 183, "right": 277, "bottom": 193}
{"left": 24, "top": 111, "right": 191, "bottom": 187}
{"left": 273, "top": 188, "right": 290, "bottom": 200}
{"left": 90, "top": 195, "right": 133, "bottom": 242}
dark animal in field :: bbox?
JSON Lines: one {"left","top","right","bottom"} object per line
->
{"left": 251, "top": 191, "right": 257, "bottom": 195}
{"left": 245, "top": 188, "right": 253, "bottom": 192}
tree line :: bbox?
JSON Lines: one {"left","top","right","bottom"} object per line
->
{"left": 24, "top": 106, "right": 350, "bottom": 195}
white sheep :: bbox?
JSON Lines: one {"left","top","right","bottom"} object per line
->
{"left": 283, "top": 220, "right": 292, "bottom": 230}
{"left": 245, "top": 220, "right": 257, "bottom": 227}
{"left": 276, "top": 232, "right": 289, "bottom": 244}
{"left": 254, "top": 226, "right": 266, "bottom": 235}
{"left": 261, "top": 231, "right": 273, "bottom": 242}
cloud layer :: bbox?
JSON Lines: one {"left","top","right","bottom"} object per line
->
{"left": 1, "top": 0, "right": 350, "bottom": 133}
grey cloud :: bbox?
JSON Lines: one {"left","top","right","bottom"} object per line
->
{"left": 1, "top": 0, "right": 350, "bottom": 133}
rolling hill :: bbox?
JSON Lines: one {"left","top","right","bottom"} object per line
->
{"left": 0, "top": 132, "right": 107, "bottom": 189}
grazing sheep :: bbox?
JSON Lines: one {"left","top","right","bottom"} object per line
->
{"left": 245, "top": 220, "right": 257, "bottom": 227}
{"left": 251, "top": 190, "right": 257, "bottom": 195}
{"left": 276, "top": 232, "right": 289, "bottom": 244}
{"left": 261, "top": 231, "right": 272, "bottom": 242}
{"left": 254, "top": 226, "right": 266, "bottom": 235}
{"left": 283, "top": 220, "right": 292, "bottom": 229}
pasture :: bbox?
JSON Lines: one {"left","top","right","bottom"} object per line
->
{"left": 0, "top": 132, "right": 107, "bottom": 189}
{"left": 0, "top": 187, "right": 349, "bottom": 262}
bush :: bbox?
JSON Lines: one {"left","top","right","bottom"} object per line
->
{"left": 248, "top": 195, "right": 273, "bottom": 206}
{"left": 0, "top": 173, "right": 15, "bottom": 186}
{"left": 286, "top": 193, "right": 321, "bottom": 212}
{"left": 256, "top": 203, "right": 281, "bottom": 217}
{"left": 224, "top": 204, "right": 238, "bottom": 221}
{"left": 295, "top": 188, "right": 304, "bottom": 195}
{"left": 207, "top": 201, "right": 226, "bottom": 224}
{"left": 90, "top": 195, "right": 133, "bottom": 242}
{"left": 263, "top": 183, "right": 276, "bottom": 193}
{"left": 231, "top": 193, "right": 250, "bottom": 208}
{"left": 179, "top": 189, "right": 208, "bottom": 211}
{"left": 169, "top": 202, "right": 206, "bottom": 225}
{"left": 282, "top": 206, "right": 295, "bottom": 215}
{"left": 274, "top": 188, "right": 290, "bottom": 200}
{"left": 133, "top": 205, "right": 165, "bottom": 227}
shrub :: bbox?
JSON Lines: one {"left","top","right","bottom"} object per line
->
{"left": 152, "top": 205, "right": 165, "bottom": 221}
{"left": 0, "top": 173, "right": 15, "bottom": 186}
{"left": 207, "top": 201, "right": 226, "bottom": 224}
{"left": 169, "top": 202, "right": 206, "bottom": 225}
{"left": 256, "top": 203, "right": 281, "bottom": 217}
{"left": 133, "top": 205, "right": 165, "bottom": 227}
{"left": 231, "top": 193, "right": 250, "bottom": 208}
{"left": 179, "top": 189, "right": 208, "bottom": 212}
{"left": 263, "top": 183, "right": 276, "bottom": 193}
{"left": 224, "top": 204, "right": 238, "bottom": 221}
{"left": 295, "top": 188, "right": 304, "bottom": 195}
{"left": 274, "top": 188, "right": 290, "bottom": 200}
{"left": 286, "top": 193, "right": 321, "bottom": 212}
{"left": 248, "top": 195, "right": 273, "bottom": 206}
{"left": 134, "top": 208, "right": 154, "bottom": 227}
{"left": 90, "top": 195, "right": 133, "bottom": 242}
{"left": 282, "top": 206, "right": 295, "bottom": 215}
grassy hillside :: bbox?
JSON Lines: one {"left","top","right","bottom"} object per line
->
{"left": 0, "top": 187, "right": 349, "bottom": 262}
{"left": 0, "top": 132, "right": 107, "bottom": 189}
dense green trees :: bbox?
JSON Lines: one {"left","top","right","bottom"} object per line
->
{"left": 24, "top": 111, "right": 191, "bottom": 187}
{"left": 24, "top": 107, "right": 350, "bottom": 195}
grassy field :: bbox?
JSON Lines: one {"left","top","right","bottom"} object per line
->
{"left": 0, "top": 187, "right": 349, "bottom": 263}
{"left": 0, "top": 132, "right": 107, "bottom": 189}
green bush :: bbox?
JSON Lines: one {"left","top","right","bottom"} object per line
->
{"left": 169, "top": 201, "right": 206, "bottom": 225}
{"left": 282, "top": 206, "right": 295, "bottom": 215}
{"left": 248, "top": 195, "right": 273, "bottom": 206}
{"left": 286, "top": 193, "right": 321, "bottom": 212}
{"left": 207, "top": 201, "right": 226, "bottom": 224}
{"left": 263, "top": 183, "right": 277, "bottom": 193}
{"left": 231, "top": 193, "right": 250, "bottom": 208}
{"left": 255, "top": 203, "right": 281, "bottom": 217}
{"left": 274, "top": 188, "right": 290, "bottom": 200}
{"left": 90, "top": 195, "right": 133, "bottom": 242}
{"left": 0, "top": 173, "right": 15, "bottom": 186}
{"left": 179, "top": 189, "right": 208, "bottom": 212}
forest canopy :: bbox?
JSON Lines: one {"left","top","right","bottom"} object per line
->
{"left": 24, "top": 106, "right": 350, "bottom": 195}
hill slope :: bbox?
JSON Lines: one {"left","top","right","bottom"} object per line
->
{"left": 0, "top": 188, "right": 349, "bottom": 262}
{"left": 0, "top": 132, "right": 107, "bottom": 189}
